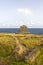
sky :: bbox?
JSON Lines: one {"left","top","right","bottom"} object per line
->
{"left": 0, "top": 0, "right": 43, "bottom": 28}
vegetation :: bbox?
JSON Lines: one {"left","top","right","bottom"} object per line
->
{"left": 0, "top": 33, "right": 43, "bottom": 65}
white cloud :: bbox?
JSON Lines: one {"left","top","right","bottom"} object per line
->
{"left": 38, "top": 22, "right": 43, "bottom": 25}
{"left": 29, "top": 21, "right": 35, "bottom": 25}
{"left": 17, "top": 8, "right": 32, "bottom": 16}
{"left": 17, "top": 9, "right": 24, "bottom": 12}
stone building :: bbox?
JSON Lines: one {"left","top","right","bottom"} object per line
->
{"left": 19, "top": 25, "right": 28, "bottom": 33}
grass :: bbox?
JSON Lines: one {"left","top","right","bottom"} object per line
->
{"left": 0, "top": 33, "right": 43, "bottom": 65}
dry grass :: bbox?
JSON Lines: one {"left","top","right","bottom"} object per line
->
{"left": 0, "top": 33, "right": 43, "bottom": 65}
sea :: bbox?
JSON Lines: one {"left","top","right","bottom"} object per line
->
{"left": 0, "top": 28, "right": 43, "bottom": 34}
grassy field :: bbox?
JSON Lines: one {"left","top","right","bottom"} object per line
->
{"left": 0, "top": 33, "right": 43, "bottom": 65}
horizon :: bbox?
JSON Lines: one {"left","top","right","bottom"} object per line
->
{"left": 0, "top": 0, "right": 43, "bottom": 28}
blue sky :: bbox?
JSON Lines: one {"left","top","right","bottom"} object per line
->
{"left": 0, "top": 0, "right": 43, "bottom": 28}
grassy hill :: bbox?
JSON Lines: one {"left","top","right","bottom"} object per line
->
{"left": 0, "top": 33, "right": 43, "bottom": 65}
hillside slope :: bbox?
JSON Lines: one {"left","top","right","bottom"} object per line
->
{"left": 0, "top": 33, "right": 43, "bottom": 65}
